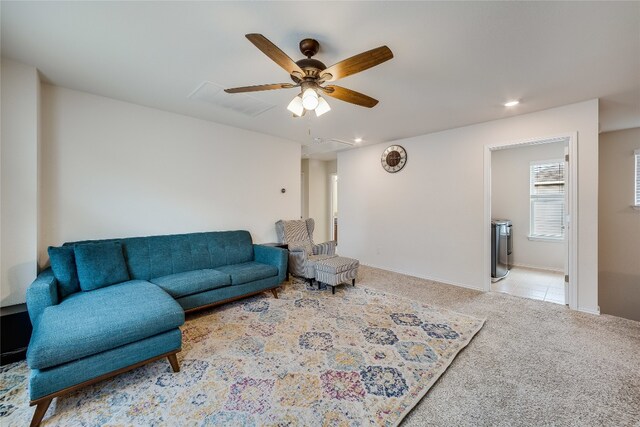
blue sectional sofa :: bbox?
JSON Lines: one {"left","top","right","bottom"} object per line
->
{"left": 25, "top": 230, "right": 287, "bottom": 427}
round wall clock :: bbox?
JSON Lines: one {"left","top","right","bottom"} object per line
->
{"left": 381, "top": 145, "right": 407, "bottom": 173}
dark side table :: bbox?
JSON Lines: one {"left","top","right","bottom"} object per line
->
{"left": 260, "top": 243, "right": 289, "bottom": 281}
{"left": 1, "top": 303, "right": 32, "bottom": 365}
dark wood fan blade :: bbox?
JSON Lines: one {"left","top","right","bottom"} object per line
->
{"left": 224, "top": 83, "right": 296, "bottom": 93}
{"left": 245, "top": 34, "right": 305, "bottom": 77}
{"left": 320, "top": 46, "right": 393, "bottom": 82}
{"left": 321, "top": 85, "right": 379, "bottom": 108}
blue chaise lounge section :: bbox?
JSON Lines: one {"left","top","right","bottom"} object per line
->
{"left": 26, "top": 230, "right": 287, "bottom": 426}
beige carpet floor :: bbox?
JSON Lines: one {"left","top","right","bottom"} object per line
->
{"left": 357, "top": 265, "right": 640, "bottom": 426}
{"left": 3, "top": 266, "right": 639, "bottom": 426}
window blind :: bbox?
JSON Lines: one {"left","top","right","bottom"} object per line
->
{"left": 531, "top": 199, "right": 564, "bottom": 237}
{"left": 530, "top": 160, "right": 565, "bottom": 239}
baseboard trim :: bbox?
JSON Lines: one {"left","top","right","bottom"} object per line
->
{"left": 360, "top": 263, "right": 484, "bottom": 292}
{"left": 511, "top": 263, "right": 564, "bottom": 273}
{"left": 359, "top": 263, "right": 602, "bottom": 316}
{"left": 577, "top": 305, "right": 600, "bottom": 315}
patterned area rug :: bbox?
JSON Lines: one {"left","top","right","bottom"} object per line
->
{"left": 0, "top": 279, "right": 484, "bottom": 426}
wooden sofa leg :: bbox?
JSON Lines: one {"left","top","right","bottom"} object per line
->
{"left": 167, "top": 353, "right": 180, "bottom": 373}
{"left": 271, "top": 288, "right": 279, "bottom": 299}
{"left": 30, "top": 398, "right": 52, "bottom": 427}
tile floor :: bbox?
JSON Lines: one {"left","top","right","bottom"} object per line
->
{"left": 490, "top": 266, "right": 565, "bottom": 305}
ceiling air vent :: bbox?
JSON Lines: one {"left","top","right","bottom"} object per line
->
{"left": 310, "top": 137, "right": 356, "bottom": 147}
{"left": 303, "top": 137, "right": 356, "bottom": 156}
{"left": 188, "top": 81, "right": 275, "bottom": 117}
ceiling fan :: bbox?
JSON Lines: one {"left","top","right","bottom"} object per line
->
{"left": 224, "top": 34, "right": 393, "bottom": 117}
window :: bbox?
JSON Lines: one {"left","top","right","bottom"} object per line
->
{"left": 635, "top": 149, "right": 640, "bottom": 207}
{"left": 530, "top": 160, "right": 565, "bottom": 240}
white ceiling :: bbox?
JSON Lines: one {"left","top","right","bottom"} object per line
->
{"left": 2, "top": 2, "right": 639, "bottom": 159}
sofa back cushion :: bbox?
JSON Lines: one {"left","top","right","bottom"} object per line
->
{"left": 64, "top": 230, "right": 254, "bottom": 282}
{"left": 74, "top": 242, "right": 131, "bottom": 291}
{"left": 48, "top": 246, "right": 81, "bottom": 298}
{"left": 122, "top": 231, "right": 254, "bottom": 280}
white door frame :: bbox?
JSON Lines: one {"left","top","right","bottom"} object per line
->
{"left": 563, "top": 145, "right": 570, "bottom": 304}
{"left": 483, "top": 132, "right": 578, "bottom": 310}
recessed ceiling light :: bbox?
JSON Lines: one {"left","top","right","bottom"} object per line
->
{"left": 354, "top": 138, "right": 363, "bottom": 143}
{"left": 504, "top": 100, "right": 519, "bottom": 107}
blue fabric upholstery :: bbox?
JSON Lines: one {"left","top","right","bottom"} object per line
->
{"left": 26, "top": 229, "right": 288, "bottom": 406}
{"left": 225, "top": 231, "right": 254, "bottom": 265}
{"left": 74, "top": 242, "right": 130, "bottom": 291}
{"left": 215, "top": 261, "right": 278, "bottom": 285}
{"left": 29, "top": 329, "right": 181, "bottom": 400}
{"left": 116, "top": 231, "right": 253, "bottom": 280}
{"left": 176, "top": 275, "right": 282, "bottom": 311}
{"left": 150, "top": 269, "right": 231, "bottom": 298}
{"left": 47, "top": 246, "right": 80, "bottom": 298}
{"left": 253, "top": 245, "right": 288, "bottom": 282}
{"left": 25, "top": 268, "right": 58, "bottom": 328}
{"left": 27, "top": 280, "right": 184, "bottom": 370}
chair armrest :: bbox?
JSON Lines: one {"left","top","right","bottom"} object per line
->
{"left": 254, "top": 245, "right": 288, "bottom": 282}
{"left": 287, "top": 250, "right": 308, "bottom": 278}
{"left": 313, "top": 241, "right": 336, "bottom": 256}
{"left": 26, "top": 268, "right": 59, "bottom": 328}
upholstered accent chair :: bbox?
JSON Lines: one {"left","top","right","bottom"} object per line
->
{"left": 275, "top": 218, "right": 336, "bottom": 282}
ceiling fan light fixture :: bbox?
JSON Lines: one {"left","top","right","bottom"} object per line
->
{"left": 302, "top": 88, "right": 319, "bottom": 110}
{"left": 225, "top": 34, "right": 393, "bottom": 114}
{"left": 287, "top": 95, "right": 304, "bottom": 116}
{"left": 315, "top": 96, "right": 331, "bottom": 117}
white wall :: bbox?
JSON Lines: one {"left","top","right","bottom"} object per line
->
{"left": 492, "top": 141, "right": 565, "bottom": 271}
{"left": 598, "top": 128, "right": 640, "bottom": 321}
{"left": 327, "top": 160, "right": 337, "bottom": 175}
{"left": 39, "top": 85, "right": 301, "bottom": 265}
{"left": 339, "top": 100, "right": 599, "bottom": 314}
{"left": 1, "top": 59, "right": 40, "bottom": 307}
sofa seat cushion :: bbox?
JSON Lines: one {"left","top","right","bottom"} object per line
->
{"left": 215, "top": 262, "right": 278, "bottom": 285}
{"left": 27, "top": 280, "right": 184, "bottom": 370}
{"left": 150, "top": 269, "right": 231, "bottom": 298}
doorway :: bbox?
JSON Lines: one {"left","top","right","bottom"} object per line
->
{"left": 484, "top": 134, "right": 577, "bottom": 309}
{"left": 301, "top": 158, "right": 337, "bottom": 243}
{"left": 300, "top": 172, "right": 306, "bottom": 219}
{"left": 329, "top": 174, "right": 338, "bottom": 244}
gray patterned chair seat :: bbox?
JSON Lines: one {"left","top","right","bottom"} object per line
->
{"left": 275, "top": 218, "right": 337, "bottom": 280}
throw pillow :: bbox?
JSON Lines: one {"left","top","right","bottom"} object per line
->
{"left": 74, "top": 242, "right": 130, "bottom": 291}
{"left": 48, "top": 246, "right": 81, "bottom": 299}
